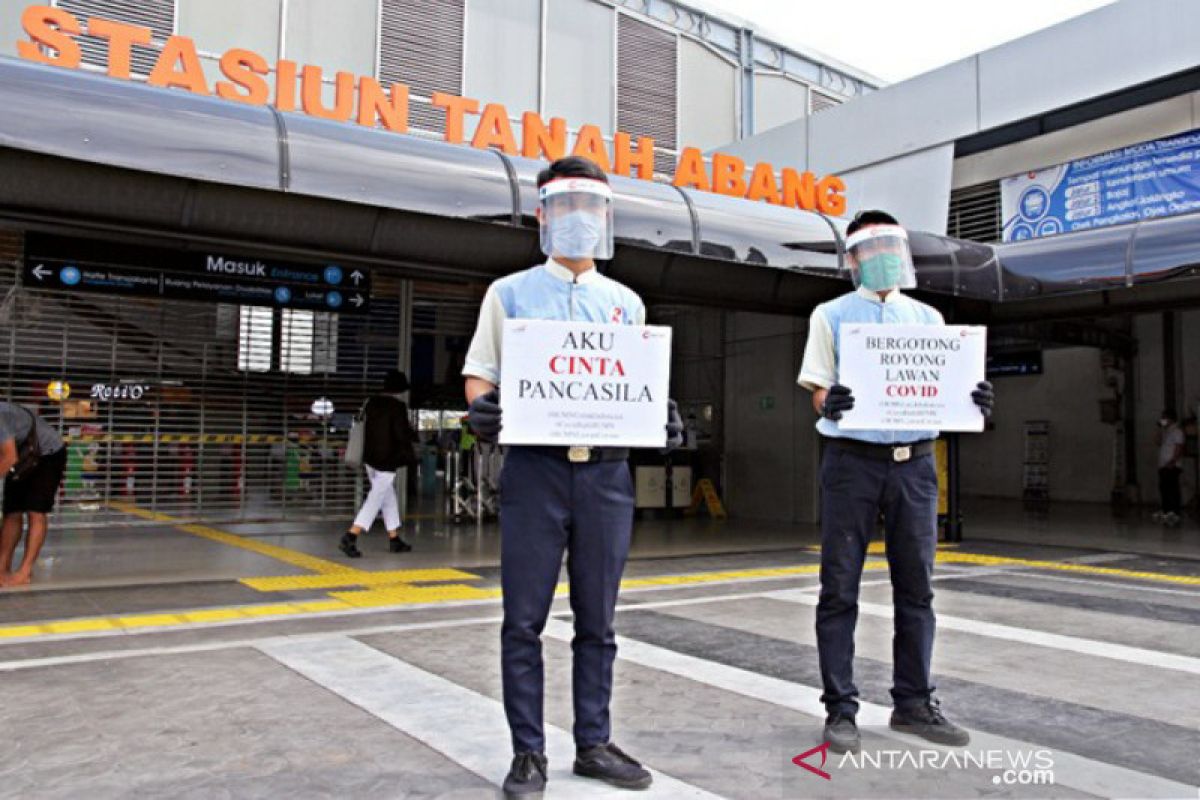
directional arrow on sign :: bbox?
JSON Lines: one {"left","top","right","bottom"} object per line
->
{"left": 350, "top": 294, "right": 365, "bottom": 308}
{"left": 32, "top": 264, "right": 51, "bottom": 281}
{"left": 350, "top": 270, "right": 365, "bottom": 285}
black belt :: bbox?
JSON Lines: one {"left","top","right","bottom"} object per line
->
{"left": 827, "top": 437, "right": 935, "bottom": 463}
{"left": 523, "top": 445, "right": 630, "bottom": 463}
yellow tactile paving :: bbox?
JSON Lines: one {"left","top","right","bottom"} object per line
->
{"left": 1, "top": 548, "right": 1197, "bottom": 643}
{"left": 238, "top": 604, "right": 304, "bottom": 617}
{"left": 619, "top": 562, "right": 887, "bottom": 588}
{"left": 179, "top": 608, "right": 245, "bottom": 623}
{"left": 175, "top": 523, "right": 357, "bottom": 575}
{"left": 241, "top": 568, "right": 484, "bottom": 592}
{"left": 109, "top": 502, "right": 357, "bottom": 576}
{"left": 329, "top": 584, "right": 502, "bottom": 607}
{"left": 45, "top": 618, "right": 117, "bottom": 634}
{"left": 118, "top": 614, "right": 186, "bottom": 629}
{"left": 807, "top": 542, "right": 959, "bottom": 555}
{"left": 935, "top": 551, "right": 1200, "bottom": 585}
{"left": 293, "top": 599, "right": 354, "bottom": 613}
{"left": 9, "top": 502, "right": 1191, "bottom": 644}
{"left": 0, "top": 625, "right": 44, "bottom": 638}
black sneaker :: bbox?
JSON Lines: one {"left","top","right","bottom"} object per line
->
{"left": 338, "top": 533, "right": 362, "bottom": 558}
{"left": 388, "top": 536, "right": 413, "bottom": 553}
{"left": 573, "top": 742, "right": 652, "bottom": 790}
{"left": 502, "top": 751, "right": 547, "bottom": 798}
{"left": 823, "top": 712, "right": 861, "bottom": 754}
{"left": 890, "top": 698, "right": 970, "bottom": 746}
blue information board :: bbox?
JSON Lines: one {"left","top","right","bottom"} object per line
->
{"left": 1000, "top": 128, "right": 1200, "bottom": 242}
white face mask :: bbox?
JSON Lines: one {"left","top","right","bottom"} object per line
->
{"left": 548, "top": 210, "right": 604, "bottom": 259}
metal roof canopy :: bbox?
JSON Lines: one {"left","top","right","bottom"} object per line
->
{"left": 0, "top": 59, "right": 1198, "bottom": 323}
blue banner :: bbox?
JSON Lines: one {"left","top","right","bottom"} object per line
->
{"left": 1000, "top": 128, "right": 1200, "bottom": 242}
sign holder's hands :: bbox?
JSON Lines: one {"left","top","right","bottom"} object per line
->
{"left": 467, "top": 389, "right": 502, "bottom": 443}
{"left": 820, "top": 384, "right": 855, "bottom": 421}
{"left": 971, "top": 380, "right": 995, "bottom": 418}
{"left": 665, "top": 399, "right": 684, "bottom": 450}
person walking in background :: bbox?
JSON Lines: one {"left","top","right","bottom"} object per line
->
{"left": 1153, "top": 408, "right": 1185, "bottom": 527}
{"left": 340, "top": 369, "right": 417, "bottom": 557}
{"left": 0, "top": 401, "right": 67, "bottom": 587}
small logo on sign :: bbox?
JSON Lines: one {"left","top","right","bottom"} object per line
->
{"left": 611, "top": 307, "right": 625, "bottom": 323}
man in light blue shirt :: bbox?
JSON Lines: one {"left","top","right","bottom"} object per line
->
{"left": 798, "top": 210, "right": 994, "bottom": 754}
{"left": 462, "top": 157, "right": 681, "bottom": 797}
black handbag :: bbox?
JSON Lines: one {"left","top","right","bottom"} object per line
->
{"left": 9, "top": 407, "right": 41, "bottom": 481}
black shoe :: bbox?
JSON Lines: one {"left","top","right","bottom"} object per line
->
{"left": 573, "top": 742, "right": 652, "bottom": 790}
{"left": 502, "top": 751, "right": 547, "bottom": 798}
{"left": 890, "top": 698, "right": 970, "bottom": 746}
{"left": 823, "top": 712, "right": 861, "bottom": 754}
{"left": 338, "top": 533, "right": 362, "bottom": 558}
{"left": 388, "top": 536, "right": 412, "bottom": 553}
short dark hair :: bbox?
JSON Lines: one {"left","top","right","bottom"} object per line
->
{"left": 536, "top": 156, "right": 609, "bottom": 189}
{"left": 846, "top": 209, "right": 899, "bottom": 237}
{"left": 383, "top": 369, "right": 409, "bottom": 393}
{"left": 1163, "top": 408, "right": 1178, "bottom": 421}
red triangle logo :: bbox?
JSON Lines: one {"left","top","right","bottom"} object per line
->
{"left": 792, "top": 741, "right": 832, "bottom": 781}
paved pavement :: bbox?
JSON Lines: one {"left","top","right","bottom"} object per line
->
{"left": 0, "top": 510, "right": 1197, "bottom": 799}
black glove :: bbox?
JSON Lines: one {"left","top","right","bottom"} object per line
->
{"left": 665, "top": 399, "right": 684, "bottom": 450}
{"left": 820, "top": 384, "right": 854, "bottom": 421}
{"left": 971, "top": 380, "right": 995, "bottom": 418}
{"left": 467, "top": 389, "right": 502, "bottom": 443}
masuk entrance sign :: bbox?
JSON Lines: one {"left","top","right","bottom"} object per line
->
{"left": 23, "top": 235, "right": 371, "bottom": 313}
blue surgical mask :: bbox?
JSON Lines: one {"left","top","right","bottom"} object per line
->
{"left": 549, "top": 211, "right": 603, "bottom": 258}
{"left": 858, "top": 252, "right": 905, "bottom": 291}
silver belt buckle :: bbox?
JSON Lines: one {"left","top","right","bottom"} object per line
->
{"left": 893, "top": 445, "right": 912, "bottom": 463}
{"left": 567, "top": 446, "right": 591, "bottom": 463}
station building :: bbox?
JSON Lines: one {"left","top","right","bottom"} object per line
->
{"left": 0, "top": 0, "right": 1195, "bottom": 539}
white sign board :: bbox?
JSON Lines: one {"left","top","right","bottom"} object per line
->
{"left": 836, "top": 324, "right": 987, "bottom": 432}
{"left": 499, "top": 319, "right": 672, "bottom": 447}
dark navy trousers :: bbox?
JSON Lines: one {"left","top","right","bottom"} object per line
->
{"left": 816, "top": 441, "right": 939, "bottom": 715}
{"left": 499, "top": 447, "right": 635, "bottom": 754}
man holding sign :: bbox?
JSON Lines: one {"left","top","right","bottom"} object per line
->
{"left": 462, "top": 156, "right": 681, "bottom": 797}
{"left": 797, "top": 210, "right": 994, "bottom": 755}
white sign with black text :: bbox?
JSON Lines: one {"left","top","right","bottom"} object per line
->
{"left": 836, "top": 323, "right": 987, "bottom": 432}
{"left": 499, "top": 319, "right": 672, "bottom": 447}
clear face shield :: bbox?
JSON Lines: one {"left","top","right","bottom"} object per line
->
{"left": 539, "top": 178, "right": 615, "bottom": 261}
{"left": 845, "top": 225, "right": 917, "bottom": 291}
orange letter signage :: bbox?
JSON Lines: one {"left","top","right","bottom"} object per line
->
{"left": 10, "top": 4, "right": 848, "bottom": 216}
{"left": 216, "top": 49, "right": 270, "bottom": 105}
{"left": 18, "top": 5, "right": 82, "bottom": 68}
{"left": 87, "top": 17, "right": 152, "bottom": 79}
{"left": 148, "top": 35, "right": 209, "bottom": 94}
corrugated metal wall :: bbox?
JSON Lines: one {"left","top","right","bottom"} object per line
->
{"left": 53, "top": 0, "right": 175, "bottom": 76}
{"left": 617, "top": 13, "right": 679, "bottom": 175}
{"left": 380, "top": 0, "right": 466, "bottom": 135}
{"left": 947, "top": 181, "right": 1002, "bottom": 243}
{"left": 0, "top": 229, "right": 408, "bottom": 529}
